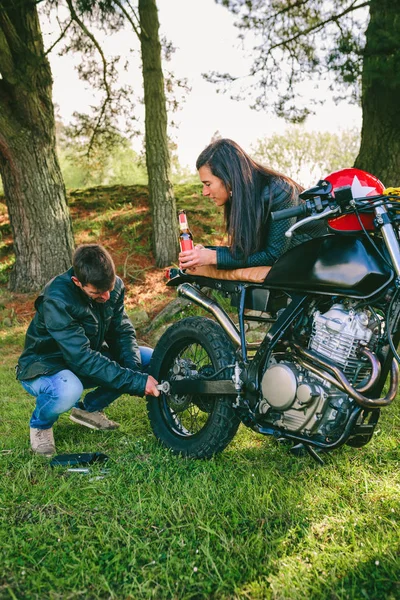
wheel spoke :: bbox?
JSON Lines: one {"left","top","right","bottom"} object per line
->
{"left": 162, "top": 342, "right": 214, "bottom": 437}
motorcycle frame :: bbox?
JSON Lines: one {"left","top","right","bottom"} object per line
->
{"left": 165, "top": 200, "right": 400, "bottom": 457}
{"left": 166, "top": 270, "right": 399, "bottom": 455}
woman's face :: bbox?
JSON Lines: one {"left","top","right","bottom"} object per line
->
{"left": 198, "top": 165, "right": 230, "bottom": 207}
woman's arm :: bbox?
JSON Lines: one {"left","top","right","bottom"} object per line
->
{"left": 179, "top": 178, "right": 300, "bottom": 270}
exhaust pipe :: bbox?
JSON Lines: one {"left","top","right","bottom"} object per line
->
{"left": 293, "top": 343, "right": 398, "bottom": 408}
{"left": 177, "top": 283, "right": 241, "bottom": 347}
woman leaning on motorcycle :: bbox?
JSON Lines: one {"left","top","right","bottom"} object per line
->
{"left": 178, "top": 138, "right": 326, "bottom": 272}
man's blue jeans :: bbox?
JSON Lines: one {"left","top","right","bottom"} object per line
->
{"left": 21, "top": 347, "right": 153, "bottom": 430}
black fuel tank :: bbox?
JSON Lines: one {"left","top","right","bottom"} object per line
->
{"left": 265, "top": 235, "right": 394, "bottom": 298}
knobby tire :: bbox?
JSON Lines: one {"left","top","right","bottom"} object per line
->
{"left": 146, "top": 317, "right": 240, "bottom": 459}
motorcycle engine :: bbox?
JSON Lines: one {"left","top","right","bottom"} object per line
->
{"left": 259, "top": 303, "right": 378, "bottom": 438}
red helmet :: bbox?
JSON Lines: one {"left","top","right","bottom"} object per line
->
{"left": 325, "top": 168, "right": 385, "bottom": 232}
{"left": 325, "top": 168, "right": 385, "bottom": 198}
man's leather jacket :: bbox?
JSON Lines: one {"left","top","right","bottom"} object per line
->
{"left": 16, "top": 268, "right": 148, "bottom": 397}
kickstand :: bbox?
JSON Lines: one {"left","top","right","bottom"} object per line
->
{"left": 290, "top": 442, "right": 325, "bottom": 465}
{"left": 304, "top": 444, "right": 325, "bottom": 465}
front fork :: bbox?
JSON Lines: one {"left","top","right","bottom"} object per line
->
{"left": 374, "top": 205, "right": 400, "bottom": 275}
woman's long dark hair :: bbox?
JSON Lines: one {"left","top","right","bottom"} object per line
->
{"left": 196, "top": 138, "right": 301, "bottom": 259}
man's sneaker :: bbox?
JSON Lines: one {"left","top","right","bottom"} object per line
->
{"left": 69, "top": 407, "right": 120, "bottom": 430}
{"left": 30, "top": 427, "right": 56, "bottom": 457}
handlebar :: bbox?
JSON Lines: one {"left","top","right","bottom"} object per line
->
{"left": 271, "top": 203, "right": 309, "bottom": 222}
{"left": 271, "top": 193, "right": 336, "bottom": 223}
{"left": 270, "top": 180, "right": 400, "bottom": 232}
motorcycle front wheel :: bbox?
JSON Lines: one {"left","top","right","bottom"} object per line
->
{"left": 147, "top": 316, "right": 240, "bottom": 458}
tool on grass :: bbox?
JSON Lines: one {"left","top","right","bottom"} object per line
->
{"left": 50, "top": 452, "right": 109, "bottom": 468}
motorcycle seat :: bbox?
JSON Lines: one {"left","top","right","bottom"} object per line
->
{"left": 184, "top": 265, "right": 271, "bottom": 283}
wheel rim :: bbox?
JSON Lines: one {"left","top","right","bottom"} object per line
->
{"left": 159, "top": 339, "right": 218, "bottom": 438}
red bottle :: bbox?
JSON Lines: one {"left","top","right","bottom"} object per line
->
{"left": 178, "top": 210, "right": 194, "bottom": 252}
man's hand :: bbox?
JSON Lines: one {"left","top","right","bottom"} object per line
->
{"left": 145, "top": 375, "right": 160, "bottom": 397}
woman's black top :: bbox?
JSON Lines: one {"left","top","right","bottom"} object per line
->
{"left": 215, "top": 177, "right": 326, "bottom": 269}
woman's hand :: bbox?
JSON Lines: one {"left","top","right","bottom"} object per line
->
{"left": 179, "top": 244, "right": 217, "bottom": 270}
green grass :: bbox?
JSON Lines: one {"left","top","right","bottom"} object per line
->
{"left": 1, "top": 331, "right": 399, "bottom": 600}
{"left": 0, "top": 184, "right": 399, "bottom": 599}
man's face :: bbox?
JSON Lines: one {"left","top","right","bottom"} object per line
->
{"left": 81, "top": 283, "right": 112, "bottom": 303}
{"left": 72, "top": 277, "right": 113, "bottom": 303}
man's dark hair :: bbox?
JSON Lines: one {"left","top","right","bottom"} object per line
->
{"left": 73, "top": 244, "right": 116, "bottom": 291}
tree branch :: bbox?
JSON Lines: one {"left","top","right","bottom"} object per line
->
{"left": 65, "top": 0, "right": 111, "bottom": 154}
{"left": 254, "top": 0, "right": 310, "bottom": 26}
{"left": 112, "top": 0, "right": 148, "bottom": 40}
{"left": 44, "top": 18, "right": 73, "bottom": 56}
{"left": 267, "top": 1, "right": 370, "bottom": 53}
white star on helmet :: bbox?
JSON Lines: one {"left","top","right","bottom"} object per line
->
{"left": 351, "top": 175, "right": 377, "bottom": 198}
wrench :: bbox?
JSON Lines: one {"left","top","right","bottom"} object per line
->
{"left": 156, "top": 381, "right": 171, "bottom": 394}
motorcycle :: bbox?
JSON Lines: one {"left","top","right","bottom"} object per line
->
{"left": 146, "top": 168, "right": 400, "bottom": 464}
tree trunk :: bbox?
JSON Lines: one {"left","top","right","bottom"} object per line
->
{"left": 0, "top": 1, "right": 74, "bottom": 292}
{"left": 354, "top": 0, "right": 400, "bottom": 186}
{"left": 138, "top": 0, "right": 179, "bottom": 267}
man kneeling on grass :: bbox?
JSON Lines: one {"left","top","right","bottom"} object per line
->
{"left": 16, "top": 243, "right": 160, "bottom": 457}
